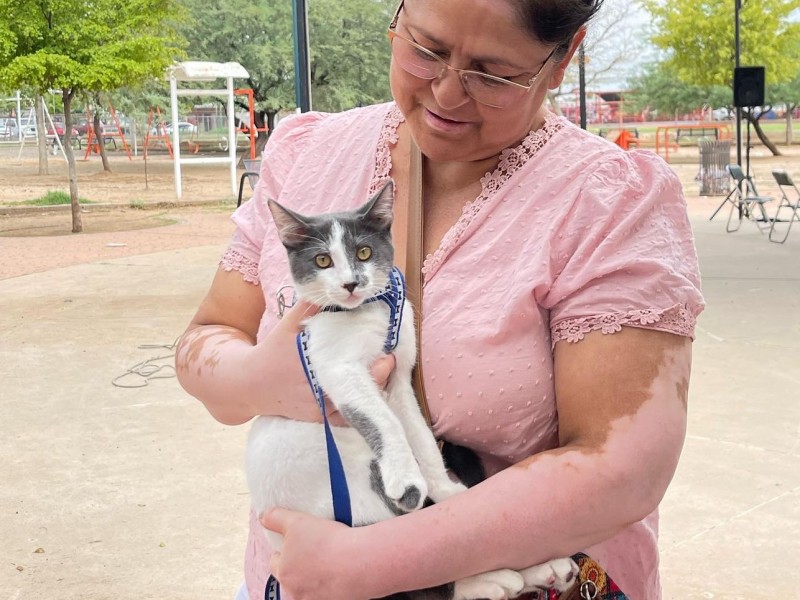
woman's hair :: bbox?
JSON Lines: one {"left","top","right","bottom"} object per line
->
{"left": 509, "top": 0, "right": 603, "bottom": 53}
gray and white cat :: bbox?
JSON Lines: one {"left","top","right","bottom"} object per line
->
{"left": 245, "top": 181, "right": 578, "bottom": 599}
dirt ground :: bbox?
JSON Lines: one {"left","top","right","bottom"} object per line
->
{"left": 2, "top": 138, "right": 800, "bottom": 281}
{"left": 0, "top": 146, "right": 242, "bottom": 280}
{"left": 1, "top": 138, "right": 798, "bottom": 599}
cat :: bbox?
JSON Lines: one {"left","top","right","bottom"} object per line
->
{"left": 245, "top": 180, "right": 578, "bottom": 600}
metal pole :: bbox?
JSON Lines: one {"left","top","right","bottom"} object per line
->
{"left": 170, "top": 75, "right": 182, "bottom": 199}
{"left": 578, "top": 42, "right": 587, "bottom": 130}
{"left": 292, "top": 0, "right": 312, "bottom": 112}
{"left": 734, "top": 0, "right": 741, "bottom": 167}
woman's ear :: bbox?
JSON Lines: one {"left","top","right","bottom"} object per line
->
{"left": 547, "top": 27, "right": 587, "bottom": 90}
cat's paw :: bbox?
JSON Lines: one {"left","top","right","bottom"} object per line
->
{"left": 518, "top": 557, "right": 579, "bottom": 593}
{"left": 453, "top": 569, "right": 525, "bottom": 600}
{"left": 372, "top": 458, "right": 428, "bottom": 512}
{"left": 426, "top": 478, "right": 467, "bottom": 504}
{"left": 383, "top": 469, "right": 428, "bottom": 512}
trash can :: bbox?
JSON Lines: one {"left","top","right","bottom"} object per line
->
{"left": 697, "top": 139, "right": 731, "bottom": 196}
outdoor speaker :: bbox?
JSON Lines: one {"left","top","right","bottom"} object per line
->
{"left": 733, "top": 66, "right": 765, "bottom": 107}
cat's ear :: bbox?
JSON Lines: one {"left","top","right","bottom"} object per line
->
{"left": 268, "top": 199, "right": 310, "bottom": 248}
{"left": 360, "top": 179, "right": 394, "bottom": 231}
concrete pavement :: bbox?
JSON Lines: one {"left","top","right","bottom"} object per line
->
{"left": 0, "top": 212, "right": 798, "bottom": 599}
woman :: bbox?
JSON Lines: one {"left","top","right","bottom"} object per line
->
{"left": 175, "top": 1, "right": 704, "bottom": 599}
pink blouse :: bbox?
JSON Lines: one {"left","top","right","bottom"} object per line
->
{"left": 222, "top": 102, "right": 704, "bottom": 600}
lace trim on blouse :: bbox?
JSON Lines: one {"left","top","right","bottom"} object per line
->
{"left": 551, "top": 304, "right": 697, "bottom": 347}
{"left": 369, "top": 104, "right": 405, "bottom": 196}
{"left": 422, "top": 113, "right": 566, "bottom": 278}
{"left": 220, "top": 248, "right": 260, "bottom": 285}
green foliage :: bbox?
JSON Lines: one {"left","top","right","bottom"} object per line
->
{"left": 22, "top": 190, "right": 93, "bottom": 205}
{"left": 769, "top": 73, "right": 800, "bottom": 108}
{"left": 0, "top": 0, "right": 186, "bottom": 95}
{"left": 176, "top": 0, "right": 395, "bottom": 116}
{"left": 642, "top": 0, "right": 800, "bottom": 87}
{"left": 626, "top": 62, "right": 730, "bottom": 114}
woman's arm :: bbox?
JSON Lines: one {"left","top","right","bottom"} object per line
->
{"left": 175, "top": 268, "right": 395, "bottom": 425}
{"left": 264, "top": 326, "right": 690, "bottom": 600}
{"left": 175, "top": 267, "right": 322, "bottom": 425}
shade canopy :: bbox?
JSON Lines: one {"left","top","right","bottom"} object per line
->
{"left": 169, "top": 61, "right": 249, "bottom": 82}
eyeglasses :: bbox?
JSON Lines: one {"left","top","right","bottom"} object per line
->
{"left": 387, "top": 0, "right": 556, "bottom": 109}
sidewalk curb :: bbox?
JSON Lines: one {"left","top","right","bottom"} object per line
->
{"left": 0, "top": 198, "right": 234, "bottom": 216}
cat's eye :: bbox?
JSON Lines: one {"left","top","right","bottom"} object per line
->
{"left": 356, "top": 246, "right": 372, "bottom": 261}
{"left": 315, "top": 254, "right": 333, "bottom": 268}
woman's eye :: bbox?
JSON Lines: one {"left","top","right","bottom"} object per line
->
{"left": 413, "top": 46, "right": 439, "bottom": 62}
{"left": 356, "top": 246, "right": 372, "bottom": 261}
{"left": 315, "top": 254, "right": 333, "bottom": 268}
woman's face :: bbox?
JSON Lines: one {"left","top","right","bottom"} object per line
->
{"left": 390, "top": 0, "right": 578, "bottom": 164}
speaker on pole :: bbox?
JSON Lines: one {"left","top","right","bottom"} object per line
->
{"left": 733, "top": 66, "right": 765, "bottom": 107}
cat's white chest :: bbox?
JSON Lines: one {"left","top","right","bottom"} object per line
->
{"left": 304, "top": 302, "right": 396, "bottom": 364}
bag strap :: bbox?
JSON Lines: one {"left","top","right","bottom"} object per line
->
{"left": 406, "top": 139, "right": 433, "bottom": 428}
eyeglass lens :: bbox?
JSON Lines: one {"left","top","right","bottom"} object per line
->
{"left": 391, "top": 33, "right": 528, "bottom": 108}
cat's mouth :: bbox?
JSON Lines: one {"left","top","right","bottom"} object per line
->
{"left": 334, "top": 291, "right": 368, "bottom": 310}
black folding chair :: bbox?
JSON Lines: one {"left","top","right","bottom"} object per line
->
{"left": 768, "top": 170, "right": 800, "bottom": 244}
{"left": 237, "top": 158, "right": 261, "bottom": 207}
{"left": 709, "top": 164, "right": 772, "bottom": 233}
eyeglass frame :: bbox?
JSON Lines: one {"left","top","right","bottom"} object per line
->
{"left": 387, "top": 0, "right": 558, "bottom": 108}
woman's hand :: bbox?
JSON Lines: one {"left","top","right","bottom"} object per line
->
{"left": 177, "top": 268, "right": 397, "bottom": 426}
{"left": 254, "top": 299, "right": 397, "bottom": 425}
{"left": 262, "top": 508, "right": 371, "bottom": 600}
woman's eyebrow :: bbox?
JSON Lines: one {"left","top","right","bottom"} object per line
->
{"left": 406, "top": 24, "right": 529, "bottom": 71}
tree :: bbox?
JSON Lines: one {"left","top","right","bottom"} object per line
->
{"left": 769, "top": 74, "right": 800, "bottom": 144}
{"left": 176, "top": 0, "right": 395, "bottom": 152}
{"left": 641, "top": 0, "right": 800, "bottom": 155}
{"left": 0, "top": 0, "right": 184, "bottom": 232}
{"left": 625, "top": 62, "right": 730, "bottom": 117}
{"left": 548, "top": 0, "right": 657, "bottom": 114}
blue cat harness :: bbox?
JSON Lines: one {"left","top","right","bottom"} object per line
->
{"left": 265, "top": 266, "right": 406, "bottom": 600}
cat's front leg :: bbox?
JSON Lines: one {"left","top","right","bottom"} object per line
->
{"left": 384, "top": 371, "right": 465, "bottom": 503}
{"left": 314, "top": 361, "right": 428, "bottom": 513}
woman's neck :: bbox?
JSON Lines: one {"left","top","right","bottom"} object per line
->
{"left": 422, "top": 154, "right": 497, "bottom": 198}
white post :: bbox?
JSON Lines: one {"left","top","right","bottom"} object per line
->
{"left": 42, "top": 102, "right": 66, "bottom": 160}
{"left": 15, "top": 90, "right": 22, "bottom": 142}
{"left": 170, "top": 75, "right": 182, "bottom": 199}
{"left": 227, "top": 76, "right": 237, "bottom": 196}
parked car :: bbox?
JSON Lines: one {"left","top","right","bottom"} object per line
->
{"left": 164, "top": 121, "right": 198, "bottom": 135}
{"left": 73, "top": 117, "right": 108, "bottom": 137}
{"left": 712, "top": 107, "right": 733, "bottom": 120}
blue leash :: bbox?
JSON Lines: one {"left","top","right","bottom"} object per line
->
{"left": 265, "top": 267, "right": 406, "bottom": 600}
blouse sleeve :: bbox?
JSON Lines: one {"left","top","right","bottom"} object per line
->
{"left": 219, "top": 111, "right": 328, "bottom": 284}
{"left": 542, "top": 150, "right": 705, "bottom": 346}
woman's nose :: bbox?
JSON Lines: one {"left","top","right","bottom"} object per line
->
{"left": 431, "top": 68, "right": 471, "bottom": 110}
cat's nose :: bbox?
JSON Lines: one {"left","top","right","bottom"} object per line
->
{"left": 342, "top": 282, "right": 357, "bottom": 293}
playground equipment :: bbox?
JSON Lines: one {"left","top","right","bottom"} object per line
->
{"left": 168, "top": 61, "right": 250, "bottom": 199}
{"left": 144, "top": 106, "right": 174, "bottom": 159}
{"left": 235, "top": 88, "right": 269, "bottom": 160}
{"left": 655, "top": 124, "right": 732, "bottom": 162}
{"left": 10, "top": 96, "right": 70, "bottom": 161}
{"left": 83, "top": 102, "right": 132, "bottom": 161}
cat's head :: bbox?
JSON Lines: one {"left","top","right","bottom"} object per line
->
{"left": 268, "top": 180, "right": 395, "bottom": 310}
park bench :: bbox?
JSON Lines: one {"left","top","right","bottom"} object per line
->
{"left": 676, "top": 127, "right": 719, "bottom": 142}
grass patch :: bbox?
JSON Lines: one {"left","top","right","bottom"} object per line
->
{"left": 21, "top": 190, "right": 94, "bottom": 206}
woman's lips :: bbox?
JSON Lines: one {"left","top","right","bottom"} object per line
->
{"left": 424, "top": 107, "right": 472, "bottom": 133}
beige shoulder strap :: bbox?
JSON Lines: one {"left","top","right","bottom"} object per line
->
{"left": 405, "top": 139, "right": 432, "bottom": 428}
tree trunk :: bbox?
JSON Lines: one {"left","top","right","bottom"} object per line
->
{"left": 744, "top": 110, "right": 781, "bottom": 156}
{"left": 786, "top": 106, "right": 795, "bottom": 146}
{"left": 35, "top": 95, "right": 49, "bottom": 175}
{"left": 546, "top": 91, "right": 563, "bottom": 116}
{"left": 93, "top": 109, "right": 112, "bottom": 172}
{"left": 62, "top": 90, "right": 83, "bottom": 233}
